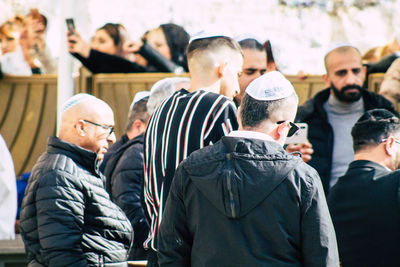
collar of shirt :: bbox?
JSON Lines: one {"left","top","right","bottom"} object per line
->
{"left": 228, "top": 130, "right": 276, "bottom": 143}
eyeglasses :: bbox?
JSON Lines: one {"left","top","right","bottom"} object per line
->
{"left": 277, "top": 121, "right": 299, "bottom": 137}
{"left": 83, "top": 120, "right": 114, "bottom": 136}
{"left": 381, "top": 138, "right": 400, "bottom": 145}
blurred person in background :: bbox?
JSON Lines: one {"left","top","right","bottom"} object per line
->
{"left": 0, "top": 15, "right": 32, "bottom": 75}
{"left": 68, "top": 22, "right": 190, "bottom": 74}
{"left": 0, "top": 134, "right": 17, "bottom": 240}
{"left": 19, "top": 8, "right": 57, "bottom": 74}
{"left": 379, "top": 57, "right": 400, "bottom": 110}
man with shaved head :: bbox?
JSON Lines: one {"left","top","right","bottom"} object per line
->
{"left": 144, "top": 34, "right": 243, "bottom": 266}
{"left": 296, "top": 44, "right": 398, "bottom": 195}
{"left": 20, "top": 94, "right": 133, "bottom": 266}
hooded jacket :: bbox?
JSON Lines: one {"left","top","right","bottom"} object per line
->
{"left": 158, "top": 135, "right": 339, "bottom": 267}
{"left": 20, "top": 136, "right": 133, "bottom": 267}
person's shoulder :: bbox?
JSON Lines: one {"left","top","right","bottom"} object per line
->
{"left": 296, "top": 88, "right": 330, "bottom": 121}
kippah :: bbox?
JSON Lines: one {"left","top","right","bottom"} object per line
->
{"left": 61, "top": 93, "right": 96, "bottom": 113}
{"left": 245, "top": 71, "right": 296, "bottom": 101}
{"left": 130, "top": 91, "right": 150, "bottom": 109}
{"left": 189, "top": 29, "right": 232, "bottom": 43}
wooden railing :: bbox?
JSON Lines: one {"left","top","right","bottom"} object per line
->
{"left": 0, "top": 73, "right": 385, "bottom": 175}
{"left": 0, "top": 75, "right": 58, "bottom": 176}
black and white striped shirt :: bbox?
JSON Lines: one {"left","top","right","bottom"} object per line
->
{"left": 143, "top": 89, "right": 238, "bottom": 250}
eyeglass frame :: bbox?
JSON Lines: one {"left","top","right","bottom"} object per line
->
{"left": 276, "top": 120, "right": 299, "bottom": 137}
{"left": 83, "top": 119, "right": 114, "bottom": 136}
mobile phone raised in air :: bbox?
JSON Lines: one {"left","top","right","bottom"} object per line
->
{"left": 285, "top": 123, "right": 308, "bottom": 144}
{"left": 66, "top": 18, "right": 75, "bottom": 34}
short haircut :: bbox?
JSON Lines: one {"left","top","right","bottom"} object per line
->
{"left": 147, "top": 77, "right": 190, "bottom": 115}
{"left": 324, "top": 45, "right": 361, "bottom": 72}
{"left": 240, "top": 92, "right": 298, "bottom": 128}
{"left": 125, "top": 97, "right": 149, "bottom": 132}
{"left": 351, "top": 109, "right": 400, "bottom": 152}
{"left": 186, "top": 36, "right": 243, "bottom": 62}
{"left": 238, "top": 38, "right": 264, "bottom": 52}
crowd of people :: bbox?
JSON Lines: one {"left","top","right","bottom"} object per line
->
{"left": 1, "top": 8, "right": 400, "bottom": 267}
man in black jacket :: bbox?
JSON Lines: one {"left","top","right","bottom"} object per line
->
{"left": 158, "top": 71, "right": 339, "bottom": 267}
{"left": 296, "top": 44, "right": 397, "bottom": 195}
{"left": 328, "top": 109, "right": 400, "bottom": 266}
{"left": 20, "top": 94, "right": 133, "bottom": 267}
{"left": 101, "top": 94, "right": 150, "bottom": 260}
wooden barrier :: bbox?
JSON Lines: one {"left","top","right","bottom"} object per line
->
{"left": 0, "top": 75, "right": 58, "bottom": 176}
{"left": 91, "top": 73, "right": 188, "bottom": 138}
{"left": 0, "top": 235, "right": 27, "bottom": 267}
{"left": 368, "top": 73, "right": 385, "bottom": 94}
{"left": 0, "top": 72, "right": 386, "bottom": 175}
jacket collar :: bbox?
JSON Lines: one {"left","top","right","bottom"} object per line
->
{"left": 47, "top": 136, "right": 99, "bottom": 174}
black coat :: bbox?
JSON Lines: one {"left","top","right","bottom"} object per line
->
{"left": 20, "top": 136, "right": 133, "bottom": 267}
{"left": 102, "top": 134, "right": 149, "bottom": 259}
{"left": 158, "top": 135, "right": 339, "bottom": 267}
{"left": 296, "top": 88, "right": 397, "bottom": 194}
{"left": 328, "top": 160, "right": 400, "bottom": 267}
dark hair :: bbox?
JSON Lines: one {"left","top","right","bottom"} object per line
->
{"left": 264, "top": 40, "right": 276, "bottom": 70}
{"left": 352, "top": 109, "right": 400, "bottom": 152}
{"left": 240, "top": 92, "right": 296, "bottom": 128}
{"left": 238, "top": 38, "right": 264, "bottom": 51}
{"left": 125, "top": 97, "right": 149, "bottom": 132}
{"left": 160, "top": 23, "right": 190, "bottom": 71}
{"left": 186, "top": 36, "right": 243, "bottom": 61}
{"left": 97, "top": 23, "right": 126, "bottom": 56}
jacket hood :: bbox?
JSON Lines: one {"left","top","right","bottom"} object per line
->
{"left": 182, "top": 136, "right": 301, "bottom": 219}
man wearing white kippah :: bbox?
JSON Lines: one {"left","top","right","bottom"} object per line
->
{"left": 20, "top": 94, "right": 133, "bottom": 266}
{"left": 158, "top": 71, "right": 339, "bottom": 267}
{"left": 296, "top": 44, "right": 398, "bottom": 195}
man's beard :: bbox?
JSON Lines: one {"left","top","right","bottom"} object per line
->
{"left": 331, "top": 83, "right": 364, "bottom": 103}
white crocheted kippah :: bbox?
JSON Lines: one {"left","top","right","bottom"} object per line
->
{"left": 245, "top": 71, "right": 296, "bottom": 101}
{"left": 61, "top": 93, "right": 96, "bottom": 113}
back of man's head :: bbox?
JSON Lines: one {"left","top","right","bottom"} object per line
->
{"left": 239, "top": 71, "right": 298, "bottom": 140}
{"left": 186, "top": 36, "right": 243, "bottom": 74}
{"left": 147, "top": 77, "right": 191, "bottom": 115}
{"left": 126, "top": 96, "right": 149, "bottom": 132}
{"left": 352, "top": 109, "right": 400, "bottom": 153}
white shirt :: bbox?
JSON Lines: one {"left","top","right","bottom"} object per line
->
{"left": 0, "top": 134, "right": 17, "bottom": 240}
{"left": 228, "top": 130, "right": 276, "bottom": 143}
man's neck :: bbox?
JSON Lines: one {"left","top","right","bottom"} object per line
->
{"left": 354, "top": 150, "right": 392, "bottom": 170}
{"left": 188, "top": 78, "right": 220, "bottom": 94}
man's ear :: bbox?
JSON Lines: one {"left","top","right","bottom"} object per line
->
{"left": 384, "top": 136, "right": 396, "bottom": 156}
{"left": 217, "top": 61, "right": 228, "bottom": 79}
{"left": 322, "top": 73, "right": 330, "bottom": 87}
{"left": 275, "top": 121, "right": 288, "bottom": 141}
{"left": 75, "top": 120, "right": 86, "bottom": 136}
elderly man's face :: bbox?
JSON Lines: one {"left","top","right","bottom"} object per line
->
{"left": 324, "top": 48, "right": 366, "bottom": 103}
{"left": 80, "top": 107, "right": 116, "bottom": 161}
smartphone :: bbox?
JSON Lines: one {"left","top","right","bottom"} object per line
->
{"left": 66, "top": 18, "right": 75, "bottom": 34}
{"left": 285, "top": 123, "right": 308, "bottom": 144}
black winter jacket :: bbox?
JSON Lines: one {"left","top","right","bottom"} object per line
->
{"left": 20, "top": 136, "right": 133, "bottom": 267}
{"left": 103, "top": 134, "right": 149, "bottom": 259}
{"left": 296, "top": 88, "right": 397, "bottom": 194}
{"left": 158, "top": 135, "right": 339, "bottom": 267}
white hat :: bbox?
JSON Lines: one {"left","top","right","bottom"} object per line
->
{"left": 189, "top": 29, "right": 233, "bottom": 43}
{"left": 130, "top": 91, "right": 150, "bottom": 109}
{"left": 245, "top": 71, "right": 296, "bottom": 101}
{"left": 61, "top": 93, "right": 96, "bottom": 113}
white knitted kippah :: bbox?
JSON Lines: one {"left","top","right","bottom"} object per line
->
{"left": 61, "top": 93, "right": 96, "bottom": 113}
{"left": 189, "top": 29, "right": 232, "bottom": 43}
{"left": 130, "top": 91, "right": 150, "bottom": 110}
{"left": 245, "top": 71, "right": 296, "bottom": 101}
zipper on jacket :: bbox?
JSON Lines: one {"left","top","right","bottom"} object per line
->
{"left": 226, "top": 153, "right": 236, "bottom": 218}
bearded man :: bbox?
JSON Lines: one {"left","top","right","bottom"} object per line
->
{"left": 295, "top": 44, "right": 398, "bottom": 195}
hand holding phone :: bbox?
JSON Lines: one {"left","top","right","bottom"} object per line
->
{"left": 66, "top": 18, "right": 75, "bottom": 34}
{"left": 285, "top": 123, "right": 308, "bottom": 145}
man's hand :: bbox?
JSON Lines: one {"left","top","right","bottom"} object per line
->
{"left": 67, "top": 30, "right": 91, "bottom": 58}
{"left": 286, "top": 141, "right": 313, "bottom": 163}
